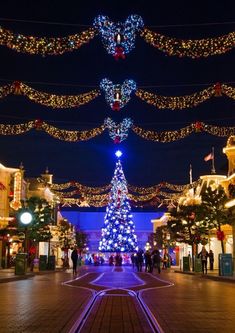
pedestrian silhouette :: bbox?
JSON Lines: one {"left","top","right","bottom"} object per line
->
{"left": 71, "top": 247, "right": 78, "bottom": 275}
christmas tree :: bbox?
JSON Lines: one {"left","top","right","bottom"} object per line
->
{"left": 99, "top": 152, "right": 138, "bottom": 252}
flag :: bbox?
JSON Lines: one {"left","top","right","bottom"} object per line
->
{"left": 204, "top": 152, "right": 213, "bottom": 162}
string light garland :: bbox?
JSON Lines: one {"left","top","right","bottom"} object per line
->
{"left": 0, "top": 26, "right": 96, "bottom": 55}
{"left": 51, "top": 181, "right": 111, "bottom": 193}
{"left": 100, "top": 78, "right": 136, "bottom": 111}
{"left": 0, "top": 121, "right": 34, "bottom": 135}
{"left": 0, "top": 81, "right": 100, "bottom": 108}
{"left": 0, "top": 120, "right": 105, "bottom": 141}
{"left": 1, "top": 120, "right": 235, "bottom": 142}
{"left": 1, "top": 81, "right": 235, "bottom": 110}
{"left": 0, "top": 19, "right": 235, "bottom": 58}
{"left": 16, "top": 82, "right": 100, "bottom": 108}
{"left": 140, "top": 27, "right": 235, "bottom": 58}
{"left": 132, "top": 122, "right": 235, "bottom": 143}
{"left": 104, "top": 117, "right": 133, "bottom": 143}
{"left": 93, "top": 15, "right": 144, "bottom": 59}
{"left": 40, "top": 122, "right": 105, "bottom": 142}
{"left": 136, "top": 85, "right": 216, "bottom": 110}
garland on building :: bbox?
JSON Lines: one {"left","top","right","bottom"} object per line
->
{"left": 52, "top": 180, "right": 198, "bottom": 195}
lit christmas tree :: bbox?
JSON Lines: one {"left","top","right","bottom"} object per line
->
{"left": 99, "top": 151, "right": 138, "bottom": 252}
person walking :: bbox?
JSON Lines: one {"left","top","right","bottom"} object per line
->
{"left": 136, "top": 248, "right": 144, "bottom": 272}
{"left": 152, "top": 249, "right": 161, "bottom": 274}
{"left": 144, "top": 250, "right": 153, "bottom": 273}
{"left": 71, "top": 247, "right": 78, "bottom": 275}
{"left": 208, "top": 250, "right": 214, "bottom": 270}
{"left": 131, "top": 253, "right": 136, "bottom": 269}
{"left": 198, "top": 246, "right": 209, "bottom": 274}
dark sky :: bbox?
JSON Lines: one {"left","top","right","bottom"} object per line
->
{"left": 0, "top": 0, "right": 235, "bottom": 188}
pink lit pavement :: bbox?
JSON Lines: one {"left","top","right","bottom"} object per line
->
{"left": 0, "top": 266, "right": 235, "bottom": 332}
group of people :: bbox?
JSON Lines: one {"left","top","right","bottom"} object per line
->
{"left": 131, "top": 248, "right": 168, "bottom": 274}
{"left": 198, "top": 246, "right": 214, "bottom": 274}
{"left": 109, "top": 254, "right": 123, "bottom": 266}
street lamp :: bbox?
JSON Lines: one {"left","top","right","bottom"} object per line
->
{"left": 18, "top": 210, "right": 33, "bottom": 253}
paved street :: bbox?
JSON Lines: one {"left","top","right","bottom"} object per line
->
{"left": 0, "top": 266, "right": 235, "bottom": 332}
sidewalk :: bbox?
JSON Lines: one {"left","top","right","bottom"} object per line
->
{"left": 0, "top": 267, "right": 63, "bottom": 283}
{"left": 1, "top": 266, "right": 235, "bottom": 283}
{"left": 174, "top": 268, "right": 235, "bottom": 283}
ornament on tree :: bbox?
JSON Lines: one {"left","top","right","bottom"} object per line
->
{"left": 93, "top": 15, "right": 144, "bottom": 59}
{"left": 214, "top": 82, "right": 222, "bottom": 96}
{"left": 100, "top": 78, "right": 136, "bottom": 110}
{"left": 188, "top": 212, "right": 196, "bottom": 220}
{"left": 99, "top": 157, "right": 138, "bottom": 252}
{"left": 104, "top": 117, "right": 132, "bottom": 143}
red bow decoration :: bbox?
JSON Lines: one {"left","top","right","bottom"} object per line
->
{"left": 216, "top": 230, "right": 225, "bottom": 241}
{"left": 214, "top": 82, "right": 222, "bottom": 97}
{"left": 195, "top": 121, "right": 203, "bottom": 132}
{"left": 114, "top": 136, "right": 121, "bottom": 144}
{"left": 114, "top": 46, "right": 125, "bottom": 60}
{"left": 34, "top": 119, "right": 43, "bottom": 130}
{"left": 112, "top": 100, "right": 120, "bottom": 111}
{"left": 13, "top": 81, "right": 22, "bottom": 95}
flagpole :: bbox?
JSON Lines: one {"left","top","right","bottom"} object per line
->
{"left": 211, "top": 146, "right": 216, "bottom": 174}
{"left": 189, "top": 164, "right": 192, "bottom": 184}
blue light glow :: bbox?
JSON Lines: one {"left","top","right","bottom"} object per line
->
{"left": 115, "top": 150, "right": 122, "bottom": 158}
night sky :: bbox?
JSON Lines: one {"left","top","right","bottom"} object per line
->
{"left": 0, "top": 0, "right": 235, "bottom": 189}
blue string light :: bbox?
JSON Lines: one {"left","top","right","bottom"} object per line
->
{"left": 99, "top": 160, "right": 138, "bottom": 252}
{"left": 105, "top": 117, "right": 132, "bottom": 143}
{"left": 93, "top": 15, "right": 144, "bottom": 59}
{"left": 100, "top": 78, "right": 136, "bottom": 110}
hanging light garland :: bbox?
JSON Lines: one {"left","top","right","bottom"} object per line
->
{"left": 140, "top": 27, "right": 235, "bottom": 58}
{"left": 0, "top": 119, "right": 105, "bottom": 141}
{"left": 0, "top": 25, "right": 96, "bottom": 56}
{"left": 1, "top": 119, "right": 235, "bottom": 142}
{"left": 104, "top": 117, "right": 133, "bottom": 143}
{"left": 1, "top": 81, "right": 235, "bottom": 110}
{"left": 132, "top": 122, "right": 235, "bottom": 143}
{"left": 136, "top": 84, "right": 217, "bottom": 110}
{"left": 51, "top": 181, "right": 111, "bottom": 193}
{"left": 100, "top": 78, "right": 136, "bottom": 111}
{"left": 0, "top": 121, "right": 34, "bottom": 135}
{"left": 0, "top": 19, "right": 235, "bottom": 58}
{"left": 40, "top": 122, "right": 105, "bottom": 142}
{"left": 93, "top": 15, "right": 144, "bottom": 59}
{"left": 13, "top": 82, "right": 100, "bottom": 108}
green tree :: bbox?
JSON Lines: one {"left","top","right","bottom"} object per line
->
{"left": 17, "top": 196, "right": 53, "bottom": 242}
{"left": 155, "top": 225, "right": 176, "bottom": 250}
{"left": 197, "top": 186, "right": 233, "bottom": 253}
{"left": 57, "top": 218, "right": 75, "bottom": 250}
{"left": 168, "top": 205, "right": 208, "bottom": 270}
{"left": 75, "top": 230, "right": 88, "bottom": 254}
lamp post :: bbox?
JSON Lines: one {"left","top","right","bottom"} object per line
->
{"left": 19, "top": 211, "right": 33, "bottom": 253}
